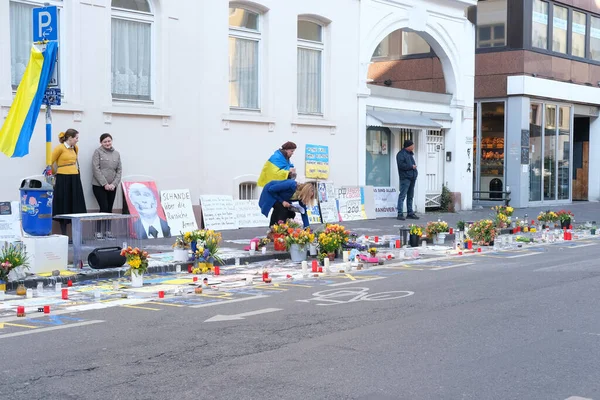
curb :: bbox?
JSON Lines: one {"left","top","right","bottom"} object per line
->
{"left": 7, "top": 251, "right": 292, "bottom": 291}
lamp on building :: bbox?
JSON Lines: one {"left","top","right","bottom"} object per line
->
{"left": 384, "top": 79, "right": 393, "bottom": 87}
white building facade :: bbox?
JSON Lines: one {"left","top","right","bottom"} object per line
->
{"left": 0, "top": 0, "right": 476, "bottom": 215}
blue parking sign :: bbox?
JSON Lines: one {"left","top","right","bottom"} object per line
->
{"left": 32, "top": 6, "right": 58, "bottom": 42}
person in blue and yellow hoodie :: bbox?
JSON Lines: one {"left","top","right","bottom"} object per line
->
{"left": 257, "top": 141, "right": 297, "bottom": 187}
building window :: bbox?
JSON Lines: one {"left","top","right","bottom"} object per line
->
{"left": 297, "top": 20, "right": 323, "bottom": 115}
{"left": 111, "top": 0, "right": 153, "bottom": 101}
{"left": 572, "top": 11, "right": 586, "bottom": 58}
{"left": 239, "top": 182, "right": 258, "bottom": 200}
{"left": 366, "top": 128, "right": 391, "bottom": 187}
{"left": 229, "top": 7, "right": 260, "bottom": 110}
{"left": 401, "top": 31, "right": 430, "bottom": 55}
{"left": 552, "top": 5, "right": 568, "bottom": 54}
{"left": 9, "top": 1, "right": 35, "bottom": 90}
{"left": 476, "top": 0, "right": 507, "bottom": 48}
{"left": 532, "top": 0, "right": 549, "bottom": 50}
{"left": 591, "top": 16, "right": 600, "bottom": 61}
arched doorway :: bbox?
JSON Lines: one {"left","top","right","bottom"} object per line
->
{"left": 358, "top": 1, "right": 475, "bottom": 212}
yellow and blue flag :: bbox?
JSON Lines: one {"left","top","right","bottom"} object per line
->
{"left": 257, "top": 150, "right": 294, "bottom": 187}
{"left": 0, "top": 41, "right": 58, "bottom": 158}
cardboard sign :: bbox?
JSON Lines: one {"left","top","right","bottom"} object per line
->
{"left": 373, "top": 187, "right": 398, "bottom": 218}
{"left": 336, "top": 187, "right": 367, "bottom": 222}
{"left": 307, "top": 204, "right": 322, "bottom": 225}
{"left": 0, "top": 201, "right": 21, "bottom": 242}
{"left": 122, "top": 181, "right": 171, "bottom": 239}
{"left": 234, "top": 200, "right": 269, "bottom": 228}
{"left": 316, "top": 182, "right": 339, "bottom": 223}
{"left": 160, "top": 189, "right": 198, "bottom": 235}
{"left": 199, "top": 195, "right": 239, "bottom": 231}
{"left": 305, "top": 144, "right": 330, "bottom": 179}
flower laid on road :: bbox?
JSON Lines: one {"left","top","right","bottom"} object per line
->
{"left": 121, "top": 247, "right": 149, "bottom": 276}
{"left": 467, "top": 219, "right": 496, "bottom": 245}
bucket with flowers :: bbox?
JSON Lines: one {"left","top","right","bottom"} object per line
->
{"left": 556, "top": 210, "right": 574, "bottom": 229}
{"left": 537, "top": 211, "right": 558, "bottom": 229}
{"left": 285, "top": 228, "right": 315, "bottom": 262}
{"left": 318, "top": 224, "right": 350, "bottom": 260}
{"left": 269, "top": 220, "right": 296, "bottom": 251}
{"left": 409, "top": 225, "right": 423, "bottom": 247}
{"left": 121, "top": 247, "right": 150, "bottom": 287}
{"left": 172, "top": 233, "right": 191, "bottom": 262}
{"left": 425, "top": 221, "right": 449, "bottom": 245}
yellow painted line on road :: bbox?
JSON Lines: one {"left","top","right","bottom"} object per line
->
{"left": 345, "top": 274, "right": 356, "bottom": 281}
{"left": 274, "top": 283, "right": 313, "bottom": 288}
{"left": 0, "top": 322, "right": 37, "bottom": 329}
{"left": 200, "top": 293, "right": 233, "bottom": 298}
{"left": 147, "top": 302, "right": 185, "bottom": 308}
{"left": 122, "top": 304, "right": 161, "bottom": 311}
{"left": 253, "top": 285, "right": 287, "bottom": 291}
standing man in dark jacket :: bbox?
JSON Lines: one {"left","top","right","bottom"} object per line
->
{"left": 396, "top": 140, "right": 419, "bottom": 220}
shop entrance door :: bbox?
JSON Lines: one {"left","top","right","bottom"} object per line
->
{"left": 572, "top": 117, "right": 589, "bottom": 201}
{"left": 425, "top": 130, "right": 444, "bottom": 208}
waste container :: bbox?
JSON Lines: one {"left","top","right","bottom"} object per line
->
{"left": 20, "top": 177, "right": 54, "bottom": 236}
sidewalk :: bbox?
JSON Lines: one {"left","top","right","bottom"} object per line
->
{"left": 12, "top": 202, "right": 599, "bottom": 290}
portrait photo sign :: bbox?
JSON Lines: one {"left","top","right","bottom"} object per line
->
{"left": 122, "top": 181, "right": 172, "bottom": 240}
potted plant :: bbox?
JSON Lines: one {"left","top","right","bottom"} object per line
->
{"left": 409, "top": 225, "right": 423, "bottom": 247}
{"left": 456, "top": 220, "right": 466, "bottom": 232}
{"left": 0, "top": 242, "right": 29, "bottom": 291}
{"left": 172, "top": 233, "right": 191, "bottom": 262}
{"left": 557, "top": 210, "right": 574, "bottom": 229}
{"left": 285, "top": 228, "right": 315, "bottom": 263}
{"left": 425, "top": 221, "right": 449, "bottom": 245}
{"left": 467, "top": 219, "right": 496, "bottom": 245}
{"left": 318, "top": 231, "right": 342, "bottom": 261}
{"left": 121, "top": 247, "right": 150, "bottom": 287}
{"left": 192, "top": 230, "right": 223, "bottom": 274}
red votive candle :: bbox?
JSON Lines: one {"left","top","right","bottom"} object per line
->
{"left": 193, "top": 276, "right": 198, "bottom": 282}
{"left": 477, "top": 248, "right": 482, "bottom": 253}
{"left": 158, "top": 291, "right": 165, "bottom": 298}
{"left": 318, "top": 267, "right": 323, "bottom": 273}
{"left": 214, "top": 266, "right": 220, "bottom": 275}
{"left": 467, "top": 241, "right": 473, "bottom": 250}
{"left": 17, "top": 305, "right": 25, "bottom": 316}
{"left": 395, "top": 240, "right": 401, "bottom": 248}
{"left": 458, "top": 251, "right": 463, "bottom": 255}
{"left": 374, "top": 236, "right": 379, "bottom": 243}
{"left": 61, "top": 288, "right": 68, "bottom": 300}
{"left": 188, "top": 265, "right": 193, "bottom": 273}
{"left": 312, "top": 260, "right": 318, "bottom": 272}
{"left": 67, "top": 280, "right": 72, "bottom": 287}
{"left": 262, "top": 271, "right": 269, "bottom": 282}
{"left": 449, "top": 228, "right": 454, "bottom": 235}
{"left": 43, "top": 305, "right": 50, "bottom": 314}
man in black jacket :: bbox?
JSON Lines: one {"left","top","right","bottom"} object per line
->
{"left": 396, "top": 140, "right": 419, "bottom": 220}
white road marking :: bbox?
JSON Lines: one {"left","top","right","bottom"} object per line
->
{"left": 204, "top": 307, "right": 282, "bottom": 322}
{"left": 0, "top": 320, "right": 104, "bottom": 339}
{"left": 189, "top": 295, "right": 270, "bottom": 308}
{"left": 328, "top": 277, "right": 386, "bottom": 286}
{"left": 564, "top": 396, "right": 593, "bottom": 400}
{"left": 566, "top": 243, "right": 596, "bottom": 249}
{"left": 431, "top": 263, "right": 474, "bottom": 271}
{"left": 506, "top": 253, "right": 538, "bottom": 259}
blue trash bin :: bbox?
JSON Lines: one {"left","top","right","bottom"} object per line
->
{"left": 20, "top": 178, "right": 54, "bottom": 236}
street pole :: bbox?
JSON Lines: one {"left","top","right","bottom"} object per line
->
{"left": 45, "top": 104, "right": 52, "bottom": 167}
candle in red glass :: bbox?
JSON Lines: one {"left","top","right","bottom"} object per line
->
{"left": 318, "top": 267, "right": 323, "bottom": 273}
{"left": 17, "top": 306, "right": 25, "bottom": 317}
{"left": 374, "top": 236, "right": 379, "bottom": 243}
{"left": 188, "top": 265, "right": 193, "bottom": 273}
{"left": 214, "top": 266, "right": 220, "bottom": 275}
{"left": 158, "top": 291, "right": 165, "bottom": 298}
{"left": 458, "top": 251, "right": 463, "bottom": 255}
{"left": 67, "top": 280, "right": 73, "bottom": 287}
{"left": 262, "top": 270, "right": 269, "bottom": 282}
{"left": 467, "top": 241, "right": 473, "bottom": 250}
{"left": 311, "top": 260, "right": 318, "bottom": 272}
{"left": 449, "top": 228, "right": 454, "bottom": 235}
{"left": 61, "top": 288, "right": 68, "bottom": 300}
{"left": 44, "top": 305, "right": 50, "bottom": 314}
{"left": 395, "top": 239, "right": 401, "bottom": 248}
{"left": 477, "top": 248, "right": 482, "bottom": 253}
{"left": 569, "top": 224, "right": 573, "bottom": 230}
{"left": 193, "top": 276, "right": 198, "bottom": 282}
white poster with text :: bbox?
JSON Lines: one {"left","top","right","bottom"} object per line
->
{"left": 160, "top": 189, "right": 198, "bottom": 235}
{"left": 200, "top": 195, "right": 239, "bottom": 231}
{"left": 373, "top": 187, "right": 398, "bottom": 218}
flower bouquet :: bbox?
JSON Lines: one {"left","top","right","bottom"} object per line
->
{"left": 467, "top": 219, "right": 496, "bottom": 245}
{"left": 269, "top": 220, "right": 293, "bottom": 251}
{"left": 172, "top": 233, "right": 191, "bottom": 262}
{"left": 556, "top": 210, "right": 574, "bottom": 229}
{"left": 191, "top": 230, "right": 223, "bottom": 273}
{"left": 318, "top": 231, "right": 343, "bottom": 261}
{"left": 495, "top": 212, "right": 509, "bottom": 228}
{"left": 121, "top": 247, "right": 149, "bottom": 287}
{"left": 492, "top": 205, "right": 514, "bottom": 217}
{"left": 1, "top": 242, "right": 29, "bottom": 285}
{"left": 368, "top": 247, "right": 378, "bottom": 257}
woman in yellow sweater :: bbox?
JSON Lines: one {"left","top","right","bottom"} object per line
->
{"left": 51, "top": 129, "right": 87, "bottom": 235}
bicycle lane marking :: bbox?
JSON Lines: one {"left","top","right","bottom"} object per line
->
{"left": 297, "top": 287, "right": 414, "bottom": 306}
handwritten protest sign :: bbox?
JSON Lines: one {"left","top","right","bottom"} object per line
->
{"left": 317, "top": 182, "right": 339, "bottom": 223}
{"left": 305, "top": 144, "right": 329, "bottom": 179}
{"left": 336, "top": 187, "right": 367, "bottom": 222}
{"left": 199, "top": 195, "right": 239, "bottom": 231}
{"left": 160, "top": 190, "right": 198, "bottom": 234}
{"left": 234, "top": 200, "right": 269, "bottom": 228}
{"left": 373, "top": 187, "right": 398, "bottom": 218}
{"left": 0, "top": 201, "right": 20, "bottom": 242}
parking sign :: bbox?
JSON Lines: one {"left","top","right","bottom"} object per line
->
{"left": 32, "top": 6, "right": 58, "bottom": 42}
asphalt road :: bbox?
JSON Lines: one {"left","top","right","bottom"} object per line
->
{"left": 2, "top": 241, "right": 599, "bottom": 400}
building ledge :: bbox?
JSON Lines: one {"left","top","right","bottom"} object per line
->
{"left": 222, "top": 113, "right": 276, "bottom": 124}
{"left": 292, "top": 118, "right": 336, "bottom": 128}
{"left": 103, "top": 105, "right": 172, "bottom": 117}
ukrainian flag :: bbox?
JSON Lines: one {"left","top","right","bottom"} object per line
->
{"left": 0, "top": 41, "right": 58, "bottom": 158}
{"left": 257, "top": 150, "right": 294, "bottom": 187}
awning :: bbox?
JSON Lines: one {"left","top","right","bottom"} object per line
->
{"left": 366, "top": 109, "right": 445, "bottom": 130}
